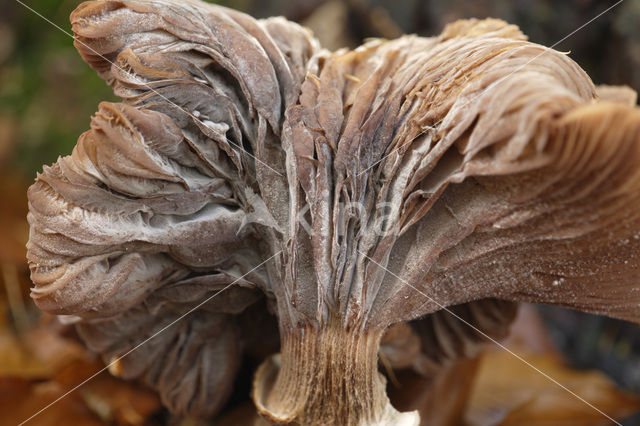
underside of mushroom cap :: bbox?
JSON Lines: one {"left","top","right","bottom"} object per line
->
{"left": 26, "top": 2, "right": 640, "bottom": 424}
{"left": 254, "top": 19, "right": 640, "bottom": 423}
{"left": 28, "top": 0, "right": 318, "bottom": 418}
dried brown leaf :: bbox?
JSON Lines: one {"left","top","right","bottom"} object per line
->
{"left": 466, "top": 348, "right": 640, "bottom": 426}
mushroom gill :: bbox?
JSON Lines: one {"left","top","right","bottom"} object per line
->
{"left": 26, "top": 1, "right": 640, "bottom": 425}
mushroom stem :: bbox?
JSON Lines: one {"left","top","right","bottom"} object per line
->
{"left": 252, "top": 320, "right": 419, "bottom": 425}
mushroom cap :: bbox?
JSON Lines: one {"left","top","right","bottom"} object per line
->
{"left": 28, "top": 0, "right": 318, "bottom": 416}
{"left": 27, "top": 1, "right": 640, "bottom": 421}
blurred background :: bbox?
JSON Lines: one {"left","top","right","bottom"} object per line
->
{"left": 1, "top": 0, "right": 640, "bottom": 424}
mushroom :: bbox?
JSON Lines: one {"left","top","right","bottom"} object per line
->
{"left": 26, "top": 1, "right": 640, "bottom": 425}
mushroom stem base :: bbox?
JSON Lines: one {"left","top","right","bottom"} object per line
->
{"left": 252, "top": 322, "right": 419, "bottom": 425}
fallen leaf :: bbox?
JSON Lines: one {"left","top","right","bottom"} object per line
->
{"left": 465, "top": 346, "right": 640, "bottom": 426}
{"left": 0, "top": 376, "right": 104, "bottom": 426}
{"left": 0, "top": 174, "right": 29, "bottom": 266}
{"left": 0, "top": 318, "right": 85, "bottom": 378}
{"left": 0, "top": 311, "right": 162, "bottom": 425}
{"left": 53, "top": 356, "right": 162, "bottom": 425}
